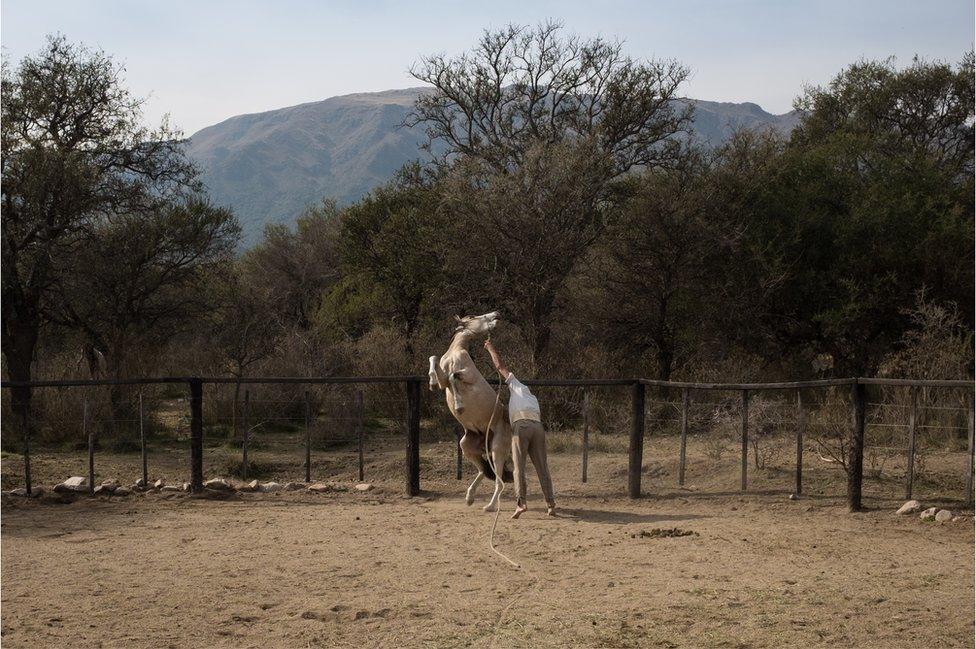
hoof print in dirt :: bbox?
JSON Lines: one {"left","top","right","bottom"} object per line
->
{"left": 631, "top": 527, "right": 699, "bottom": 539}
{"left": 193, "top": 487, "right": 236, "bottom": 500}
{"left": 308, "top": 482, "right": 345, "bottom": 493}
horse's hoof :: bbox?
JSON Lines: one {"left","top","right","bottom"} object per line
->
{"left": 483, "top": 503, "right": 498, "bottom": 513}
{"left": 465, "top": 495, "right": 475, "bottom": 506}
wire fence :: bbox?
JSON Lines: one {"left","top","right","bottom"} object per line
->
{"left": 1, "top": 376, "right": 973, "bottom": 510}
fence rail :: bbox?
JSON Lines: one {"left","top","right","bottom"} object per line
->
{"left": 3, "top": 375, "right": 973, "bottom": 510}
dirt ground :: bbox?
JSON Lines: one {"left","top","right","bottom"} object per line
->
{"left": 2, "top": 439, "right": 974, "bottom": 648}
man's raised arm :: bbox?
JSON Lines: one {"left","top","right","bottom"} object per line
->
{"left": 483, "top": 340, "right": 511, "bottom": 380}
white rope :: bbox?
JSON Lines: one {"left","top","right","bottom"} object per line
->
{"left": 483, "top": 338, "right": 520, "bottom": 570}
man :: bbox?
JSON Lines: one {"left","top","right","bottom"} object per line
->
{"left": 483, "top": 339, "right": 556, "bottom": 518}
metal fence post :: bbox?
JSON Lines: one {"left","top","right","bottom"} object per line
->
{"left": 740, "top": 390, "right": 749, "bottom": 492}
{"left": 86, "top": 399, "right": 95, "bottom": 495}
{"left": 795, "top": 388, "right": 804, "bottom": 496}
{"left": 304, "top": 390, "right": 312, "bottom": 483}
{"left": 849, "top": 381, "right": 866, "bottom": 512}
{"left": 357, "top": 390, "right": 365, "bottom": 482}
{"left": 406, "top": 378, "right": 422, "bottom": 496}
{"left": 189, "top": 378, "right": 203, "bottom": 492}
{"left": 966, "top": 390, "right": 974, "bottom": 508}
{"left": 628, "top": 381, "right": 646, "bottom": 498}
{"left": 678, "top": 388, "right": 689, "bottom": 487}
{"left": 241, "top": 389, "right": 250, "bottom": 481}
{"left": 905, "top": 386, "right": 918, "bottom": 500}
{"left": 22, "top": 407, "right": 32, "bottom": 497}
{"left": 139, "top": 391, "right": 148, "bottom": 488}
{"left": 582, "top": 389, "right": 590, "bottom": 484}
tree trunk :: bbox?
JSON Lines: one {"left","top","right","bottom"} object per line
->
{"left": 232, "top": 376, "right": 242, "bottom": 441}
{"left": 1, "top": 316, "right": 39, "bottom": 431}
{"left": 531, "top": 323, "right": 551, "bottom": 373}
{"left": 655, "top": 344, "right": 674, "bottom": 399}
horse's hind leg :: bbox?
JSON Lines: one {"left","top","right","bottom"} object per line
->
{"left": 460, "top": 431, "right": 485, "bottom": 505}
{"left": 483, "top": 443, "right": 510, "bottom": 513}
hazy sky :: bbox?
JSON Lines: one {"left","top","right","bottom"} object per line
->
{"left": 2, "top": 0, "right": 973, "bottom": 135}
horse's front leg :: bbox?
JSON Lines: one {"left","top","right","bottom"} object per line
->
{"left": 428, "top": 355, "right": 447, "bottom": 391}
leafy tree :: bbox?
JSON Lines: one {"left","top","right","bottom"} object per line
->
{"left": 745, "top": 54, "right": 975, "bottom": 373}
{"left": 50, "top": 198, "right": 238, "bottom": 414}
{"left": 589, "top": 146, "right": 732, "bottom": 383}
{"left": 335, "top": 170, "right": 447, "bottom": 357}
{"left": 1, "top": 35, "right": 199, "bottom": 420}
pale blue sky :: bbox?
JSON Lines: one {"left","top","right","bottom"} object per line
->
{"left": 2, "top": 1, "right": 973, "bottom": 135}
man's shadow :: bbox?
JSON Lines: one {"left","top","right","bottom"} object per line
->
{"left": 554, "top": 508, "right": 708, "bottom": 524}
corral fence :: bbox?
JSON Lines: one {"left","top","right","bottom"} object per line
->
{"left": 1, "top": 376, "right": 973, "bottom": 511}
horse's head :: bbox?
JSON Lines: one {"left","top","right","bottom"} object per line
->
{"left": 454, "top": 311, "right": 501, "bottom": 336}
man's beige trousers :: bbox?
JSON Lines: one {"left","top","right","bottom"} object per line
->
{"left": 511, "top": 418, "right": 555, "bottom": 507}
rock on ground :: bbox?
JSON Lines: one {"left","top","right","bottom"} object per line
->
{"left": 160, "top": 485, "right": 182, "bottom": 492}
{"left": 355, "top": 483, "right": 374, "bottom": 492}
{"left": 239, "top": 479, "right": 260, "bottom": 492}
{"left": 9, "top": 488, "right": 28, "bottom": 497}
{"left": 935, "top": 509, "right": 953, "bottom": 523}
{"left": 153, "top": 479, "right": 165, "bottom": 489}
{"left": 204, "top": 478, "right": 234, "bottom": 491}
{"left": 920, "top": 507, "right": 938, "bottom": 521}
{"left": 100, "top": 479, "right": 120, "bottom": 492}
{"left": 54, "top": 476, "right": 88, "bottom": 493}
{"left": 896, "top": 500, "right": 921, "bottom": 515}
{"left": 114, "top": 486, "right": 132, "bottom": 496}
{"left": 308, "top": 482, "right": 337, "bottom": 493}
{"left": 258, "top": 482, "right": 283, "bottom": 493}
{"left": 284, "top": 482, "right": 305, "bottom": 491}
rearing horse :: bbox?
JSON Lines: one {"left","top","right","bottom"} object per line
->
{"left": 428, "top": 312, "right": 512, "bottom": 512}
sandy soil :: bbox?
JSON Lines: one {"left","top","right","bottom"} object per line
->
{"left": 2, "top": 440, "right": 973, "bottom": 649}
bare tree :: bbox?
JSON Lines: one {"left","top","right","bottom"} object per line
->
{"left": 210, "top": 263, "right": 281, "bottom": 438}
{"left": 407, "top": 20, "right": 692, "bottom": 175}
{"left": 408, "top": 22, "right": 693, "bottom": 367}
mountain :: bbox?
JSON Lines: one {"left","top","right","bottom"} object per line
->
{"left": 186, "top": 88, "right": 799, "bottom": 244}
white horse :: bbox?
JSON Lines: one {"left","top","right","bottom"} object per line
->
{"left": 428, "top": 312, "right": 512, "bottom": 512}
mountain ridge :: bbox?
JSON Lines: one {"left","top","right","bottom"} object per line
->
{"left": 186, "top": 87, "right": 800, "bottom": 244}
